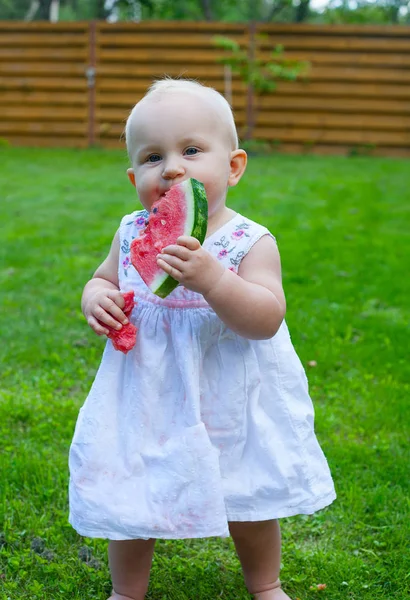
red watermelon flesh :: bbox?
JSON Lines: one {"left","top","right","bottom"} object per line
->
{"left": 104, "top": 290, "right": 137, "bottom": 354}
{"left": 130, "top": 178, "right": 208, "bottom": 298}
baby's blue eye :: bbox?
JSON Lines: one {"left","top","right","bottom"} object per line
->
{"left": 185, "top": 147, "right": 198, "bottom": 156}
{"left": 147, "top": 154, "right": 161, "bottom": 163}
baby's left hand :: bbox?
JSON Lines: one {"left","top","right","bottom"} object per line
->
{"left": 156, "top": 236, "right": 225, "bottom": 295}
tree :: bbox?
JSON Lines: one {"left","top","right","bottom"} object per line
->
{"left": 1, "top": 0, "right": 407, "bottom": 24}
{"left": 213, "top": 34, "right": 309, "bottom": 139}
{"left": 320, "top": 0, "right": 410, "bottom": 24}
{"left": 295, "top": 0, "right": 310, "bottom": 22}
{"left": 36, "top": 0, "right": 53, "bottom": 19}
{"left": 24, "top": 0, "right": 57, "bottom": 21}
{"left": 200, "top": 0, "right": 213, "bottom": 20}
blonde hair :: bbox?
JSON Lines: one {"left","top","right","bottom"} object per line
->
{"left": 125, "top": 77, "right": 239, "bottom": 160}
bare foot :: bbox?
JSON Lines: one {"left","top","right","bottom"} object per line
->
{"left": 107, "top": 594, "right": 140, "bottom": 600}
{"left": 254, "top": 588, "right": 292, "bottom": 600}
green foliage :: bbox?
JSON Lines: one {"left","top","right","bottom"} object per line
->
{"left": 1, "top": 147, "right": 410, "bottom": 599}
{"left": 213, "top": 34, "right": 308, "bottom": 94}
{"left": 212, "top": 33, "right": 308, "bottom": 139}
{"left": 0, "top": 0, "right": 30, "bottom": 19}
{"left": 0, "top": 0, "right": 409, "bottom": 24}
{"left": 316, "top": 0, "right": 410, "bottom": 25}
{"left": 137, "top": 0, "right": 295, "bottom": 22}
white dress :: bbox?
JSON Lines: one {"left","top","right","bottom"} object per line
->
{"left": 69, "top": 211, "right": 336, "bottom": 540}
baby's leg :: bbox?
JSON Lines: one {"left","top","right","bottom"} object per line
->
{"left": 107, "top": 538, "right": 156, "bottom": 600}
{"left": 229, "top": 520, "right": 291, "bottom": 600}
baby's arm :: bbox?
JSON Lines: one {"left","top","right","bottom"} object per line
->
{"left": 204, "top": 234, "right": 286, "bottom": 340}
{"left": 81, "top": 229, "right": 129, "bottom": 336}
{"left": 157, "top": 234, "right": 285, "bottom": 340}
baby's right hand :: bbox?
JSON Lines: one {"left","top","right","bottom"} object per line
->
{"left": 84, "top": 289, "right": 128, "bottom": 336}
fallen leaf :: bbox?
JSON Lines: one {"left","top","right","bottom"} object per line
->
{"left": 309, "top": 583, "right": 327, "bottom": 591}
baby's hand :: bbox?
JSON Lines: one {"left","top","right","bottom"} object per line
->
{"left": 84, "top": 288, "right": 129, "bottom": 336}
{"left": 157, "top": 236, "right": 225, "bottom": 295}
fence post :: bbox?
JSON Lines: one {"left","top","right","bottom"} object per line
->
{"left": 86, "top": 20, "right": 97, "bottom": 147}
{"left": 245, "top": 21, "right": 256, "bottom": 141}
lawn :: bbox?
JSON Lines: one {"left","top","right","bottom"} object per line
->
{"left": 0, "top": 147, "right": 409, "bottom": 600}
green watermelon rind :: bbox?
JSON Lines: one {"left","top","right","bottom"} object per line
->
{"left": 150, "top": 178, "right": 208, "bottom": 299}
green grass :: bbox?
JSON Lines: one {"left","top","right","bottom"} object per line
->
{"left": 0, "top": 147, "right": 409, "bottom": 600}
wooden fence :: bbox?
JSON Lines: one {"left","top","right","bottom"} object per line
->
{"left": 1, "top": 21, "right": 410, "bottom": 156}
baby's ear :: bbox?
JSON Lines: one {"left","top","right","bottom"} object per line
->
{"left": 228, "top": 149, "right": 247, "bottom": 187}
{"left": 127, "top": 168, "right": 136, "bottom": 187}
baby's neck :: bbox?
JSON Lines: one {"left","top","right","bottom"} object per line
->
{"left": 206, "top": 207, "right": 237, "bottom": 238}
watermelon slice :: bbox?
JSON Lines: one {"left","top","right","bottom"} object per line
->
{"left": 104, "top": 290, "right": 137, "bottom": 354}
{"left": 130, "top": 178, "right": 208, "bottom": 298}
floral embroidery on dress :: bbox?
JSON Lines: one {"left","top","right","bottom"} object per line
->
{"left": 214, "top": 235, "right": 230, "bottom": 250}
{"left": 122, "top": 255, "right": 131, "bottom": 277}
{"left": 232, "top": 222, "right": 251, "bottom": 240}
{"left": 121, "top": 239, "right": 130, "bottom": 255}
{"left": 135, "top": 214, "right": 149, "bottom": 227}
{"left": 230, "top": 251, "right": 246, "bottom": 267}
{"left": 125, "top": 210, "right": 149, "bottom": 227}
{"left": 217, "top": 248, "right": 229, "bottom": 259}
{"left": 213, "top": 222, "right": 251, "bottom": 269}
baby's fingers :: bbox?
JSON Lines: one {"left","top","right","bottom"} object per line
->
{"left": 176, "top": 236, "right": 201, "bottom": 251}
{"left": 87, "top": 315, "right": 110, "bottom": 336}
{"left": 100, "top": 295, "right": 129, "bottom": 325}
{"left": 106, "top": 289, "right": 126, "bottom": 311}
{"left": 91, "top": 303, "right": 124, "bottom": 331}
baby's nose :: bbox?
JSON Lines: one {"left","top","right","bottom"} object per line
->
{"left": 162, "top": 159, "right": 185, "bottom": 180}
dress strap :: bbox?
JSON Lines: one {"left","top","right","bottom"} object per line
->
{"left": 205, "top": 213, "right": 276, "bottom": 273}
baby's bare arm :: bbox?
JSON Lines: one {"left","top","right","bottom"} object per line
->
{"left": 81, "top": 229, "right": 129, "bottom": 336}
{"left": 204, "top": 235, "right": 286, "bottom": 340}
{"left": 157, "top": 234, "right": 285, "bottom": 340}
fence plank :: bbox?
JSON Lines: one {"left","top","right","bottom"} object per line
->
{"left": 97, "top": 79, "right": 247, "bottom": 93}
{"left": 0, "top": 106, "right": 87, "bottom": 120}
{"left": 97, "top": 48, "right": 229, "bottom": 64}
{"left": 97, "top": 65, "right": 231, "bottom": 78}
{"left": 0, "top": 91, "right": 87, "bottom": 105}
{"left": 252, "top": 127, "right": 410, "bottom": 146}
{"left": 256, "top": 23, "right": 410, "bottom": 36}
{"left": 0, "top": 122, "right": 86, "bottom": 134}
{"left": 0, "top": 33, "right": 88, "bottom": 47}
{"left": 0, "top": 77, "right": 87, "bottom": 91}
{"left": 261, "top": 50, "right": 410, "bottom": 68}
{"left": 251, "top": 95, "right": 410, "bottom": 115}
{"left": 0, "top": 47, "right": 87, "bottom": 60}
{"left": 254, "top": 112, "right": 410, "bottom": 130}
{"left": 0, "top": 22, "right": 87, "bottom": 31}
{"left": 256, "top": 33, "right": 410, "bottom": 53}
{"left": 3, "top": 136, "right": 87, "bottom": 148}
{"left": 269, "top": 81, "right": 410, "bottom": 99}
{"left": 0, "top": 63, "right": 86, "bottom": 76}
{"left": 96, "top": 33, "right": 249, "bottom": 49}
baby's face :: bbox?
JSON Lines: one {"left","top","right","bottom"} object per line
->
{"left": 127, "top": 91, "right": 235, "bottom": 216}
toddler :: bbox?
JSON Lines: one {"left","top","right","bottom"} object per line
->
{"left": 69, "top": 78, "right": 336, "bottom": 600}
